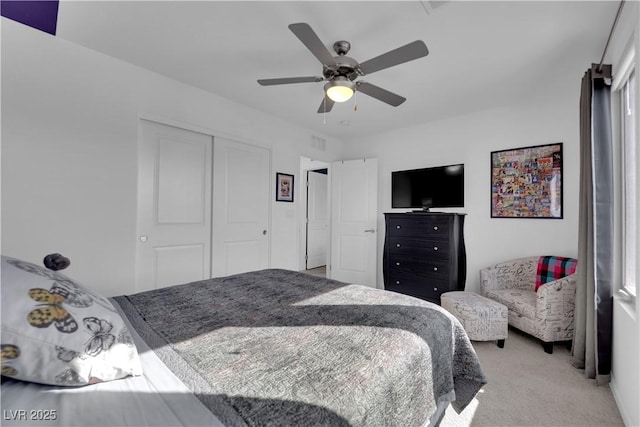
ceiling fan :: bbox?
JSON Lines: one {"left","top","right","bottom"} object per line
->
{"left": 257, "top": 23, "right": 429, "bottom": 113}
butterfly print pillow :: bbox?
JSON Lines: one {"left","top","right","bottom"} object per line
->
{"left": 0, "top": 256, "right": 143, "bottom": 386}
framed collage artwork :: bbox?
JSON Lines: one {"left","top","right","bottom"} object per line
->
{"left": 490, "top": 143, "right": 563, "bottom": 218}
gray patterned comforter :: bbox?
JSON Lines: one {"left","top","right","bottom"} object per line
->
{"left": 113, "top": 269, "right": 486, "bottom": 427}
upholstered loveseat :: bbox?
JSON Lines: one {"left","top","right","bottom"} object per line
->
{"left": 479, "top": 256, "right": 577, "bottom": 354}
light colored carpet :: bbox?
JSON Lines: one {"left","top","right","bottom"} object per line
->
{"left": 441, "top": 328, "right": 624, "bottom": 427}
{"left": 304, "top": 266, "right": 326, "bottom": 278}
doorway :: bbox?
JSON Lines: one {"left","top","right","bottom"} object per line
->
{"left": 299, "top": 157, "right": 330, "bottom": 277}
{"left": 298, "top": 157, "right": 378, "bottom": 287}
{"left": 306, "top": 168, "right": 329, "bottom": 273}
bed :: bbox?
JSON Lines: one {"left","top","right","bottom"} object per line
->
{"left": 1, "top": 255, "right": 486, "bottom": 427}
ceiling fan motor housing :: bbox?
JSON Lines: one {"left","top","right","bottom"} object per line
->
{"left": 323, "top": 54, "right": 360, "bottom": 81}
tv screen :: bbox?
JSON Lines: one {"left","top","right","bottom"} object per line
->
{"left": 392, "top": 163, "right": 464, "bottom": 209}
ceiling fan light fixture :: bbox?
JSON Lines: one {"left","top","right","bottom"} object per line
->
{"left": 325, "top": 78, "right": 355, "bottom": 102}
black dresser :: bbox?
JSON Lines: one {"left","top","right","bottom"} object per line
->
{"left": 383, "top": 212, "right": 466, "bottom": 304}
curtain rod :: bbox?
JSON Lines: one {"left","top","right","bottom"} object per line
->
{"left": 597, "top": 0, "right": 625, "bottom": 74}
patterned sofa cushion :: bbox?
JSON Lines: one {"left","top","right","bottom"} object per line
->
{"left": 484, "top": 289, "right": 537, "bottom": 320}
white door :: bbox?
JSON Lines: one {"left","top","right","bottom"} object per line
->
{"left": 212, "top": 137, "right": 270, "bottom": 277}
{"left": 330, "top": 159, "right": 378, "bottom": 286}
{"left": 136, "top": 120, "right": 212, "bottom": 292}
{"left": 306, "top": 170, "right": 328, "bottom": 269}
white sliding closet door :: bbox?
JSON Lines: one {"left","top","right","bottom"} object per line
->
{"left": 136, "top": 120, "right": 213, "bottom": 292}
{"left": 212, "top": 137, "right": 270, "bottom": 277}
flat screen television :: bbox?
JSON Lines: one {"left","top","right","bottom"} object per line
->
{"left": 391, "top": 163, "right": 464, "bottom": 209}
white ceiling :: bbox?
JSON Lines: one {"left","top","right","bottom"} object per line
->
{"left": 55, "top": 1, "right": 617, "bottom": 140}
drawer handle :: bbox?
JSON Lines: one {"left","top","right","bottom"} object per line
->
{"left": 433, "top": 246, "right": 438, "bottom": 251}
{"left": 396, "top": 280, "right": 400, "bottom": 285}
{"left": 396, "top": 225, "right": 401, "bottom": 229}
{"left": 396, "top": 262, "right": 400, "bottom": 266}
{"left": 434, "top": 287, "right": 438, "bottom": 291}
{"left": 433, "top": 267, "right": 438, "bottom": 271}
{"left": 433, "top": 226, "right": 439, "bottom": 231}
{"left": 396, "top": 243, "right": 401, "bottom": 248}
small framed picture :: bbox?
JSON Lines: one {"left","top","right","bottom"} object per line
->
{"left": 276, "top": 173, "right": 294, "bottom": 202}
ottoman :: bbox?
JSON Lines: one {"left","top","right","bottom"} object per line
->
{"left": 441, "top": 291, "right": 508, "bottom": 348}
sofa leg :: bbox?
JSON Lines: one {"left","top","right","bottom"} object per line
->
{"left": 543, "top": 342, "right": 553, "bottom": 354}
{"left": 497, "top": 339, "right": 505, "bottom": 348}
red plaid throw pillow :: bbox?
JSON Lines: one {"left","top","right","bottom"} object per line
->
{"left": 535, "top": 256, "right": 577, "bottom": 291}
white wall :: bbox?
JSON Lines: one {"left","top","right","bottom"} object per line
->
{"left": 604, "top": 2, "right": 640, "bottom": 425}
{"left": 343, "top": 94, "right": 580, "bottom": 292}
{"left": 1, "top": 18, "right": 344, "bottom": 297}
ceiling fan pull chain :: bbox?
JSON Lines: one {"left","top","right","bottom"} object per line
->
{"left": 323, "top": 98, "right": 327, "bottom": 124}
{"left": 354, "top": 91, "right": 358, "bottom": 111}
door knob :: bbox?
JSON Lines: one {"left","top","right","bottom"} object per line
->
{"left": 262, "top": 230, "right": 267, "bottom": 235}
{"left": 139, "top": 235, "right": 148, "bottom": 243}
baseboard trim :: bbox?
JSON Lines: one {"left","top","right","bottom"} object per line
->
{"left": 610, "top": 373, "right": 637, "bottom": 427}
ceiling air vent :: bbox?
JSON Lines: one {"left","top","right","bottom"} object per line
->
{"left": 311, "top": 135, "right": 327, "bottom": 152}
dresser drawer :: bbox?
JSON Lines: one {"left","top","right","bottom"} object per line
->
{"left": 386, "top": 216, "right": 450, "bottom": 237}
{"left": 385, "top": 272, "right": 447, "bottom": 300}
{"left": 386, "top": 236, "right": 449, "bottom": 255}
{"left": 386, "top": 260, "right": 449, "bottom": 282}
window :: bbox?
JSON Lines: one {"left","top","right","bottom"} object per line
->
{"left": 620, "top": 69, "right": 637, "bottom": 298}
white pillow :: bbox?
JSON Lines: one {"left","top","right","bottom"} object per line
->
{"left": 1, "top": 255, "right": 142, "bottom": 386}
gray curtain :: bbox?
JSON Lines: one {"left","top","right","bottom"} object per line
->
{"left": 572, "top": 64, "right": 613, "bottom": 384}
